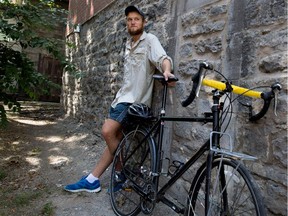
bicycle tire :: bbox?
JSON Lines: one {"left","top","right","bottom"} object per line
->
{"left": 185, "top": 157, "right": 266, "bottom": 216}
{"left": 109, "top": 128, "right": 157, "bottom": 216}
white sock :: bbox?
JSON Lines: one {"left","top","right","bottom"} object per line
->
{"left": 86, "top": 173, "right": 98, "bottom": 183}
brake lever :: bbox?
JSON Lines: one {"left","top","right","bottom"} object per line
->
{"left": 271, "top": 83, "right": 282, "bottom": 116}
{"left": 196, "top": 73, "right": 204, "bottom": 97}
{"left": 273, "top": 91, "right": 279, "bottom": 116}
{"left": 195, "top": 62, "right": 213, "bottom": 97}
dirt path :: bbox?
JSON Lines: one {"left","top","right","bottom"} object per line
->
{"left": 0, "top": 102, "right": 178, "bottom": 216}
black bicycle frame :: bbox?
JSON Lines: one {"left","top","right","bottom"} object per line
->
{"left": 123, "top": 81, "right": 224, "bottom": 214}
{"left": 150, "top": 82, "right": 223, "bottom": 214}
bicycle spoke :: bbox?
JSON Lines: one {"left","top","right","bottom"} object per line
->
{"left": 185, "top": 157, "right": 265, "bottom": 216}
{"left": 114, "top": 189, "right": 139, "bottom": 208}
{"left": 109, "top": 128, "right": 156, "bottom": 216}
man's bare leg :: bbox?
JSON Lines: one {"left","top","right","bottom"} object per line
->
{"left": 92, "top": 119, "right": 123, "bottom": 178}
{"left": 64, "top": 119, "right": 123, "bottom": 192}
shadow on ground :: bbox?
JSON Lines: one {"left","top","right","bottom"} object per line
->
{"left": 0, "top": 102, "right": 178, "bottom": 216}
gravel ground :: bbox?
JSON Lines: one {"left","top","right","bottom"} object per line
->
{"left": 0, "top": 102, "right": 181, "bottom": 216}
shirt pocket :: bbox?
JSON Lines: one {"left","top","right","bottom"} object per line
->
{"left": 132, "top": 47, "right": 146, "bottom": 63}
{"left": 134, "top": 47, "right": 146, "bottom": 55}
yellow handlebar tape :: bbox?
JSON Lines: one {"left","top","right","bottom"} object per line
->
{"left": 202, "top": 79, "right": 262, "bottom": 99}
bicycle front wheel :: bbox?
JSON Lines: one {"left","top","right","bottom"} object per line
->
{"left": 185, "top": 157, "right": 266, "bottom": 216}
{"left": 109, "top": 128, "right": 157, "bottom": 216}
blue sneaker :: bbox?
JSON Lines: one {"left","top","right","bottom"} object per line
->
{"left": 64, "top": 176, "right": 101, "bottom": 193}
{"left": 108, "top": 172, "right": 127, "bottom": 193}
{"left": 115, "top": 171, "right": 126, "bottom": 183}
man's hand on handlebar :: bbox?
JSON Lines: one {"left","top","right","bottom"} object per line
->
{"left": 163, "top": 70, "right": 177, "bottom": 87}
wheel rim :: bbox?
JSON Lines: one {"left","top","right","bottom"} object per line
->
{"left": 186, "top": 158, "right": 263, "bottom": 216}
{"left": 110, "top": 129, "right": 155, "bottom": 216}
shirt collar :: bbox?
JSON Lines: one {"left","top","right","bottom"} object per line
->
{"left": 127, "top": 31, "right": 147, "bottom": 49}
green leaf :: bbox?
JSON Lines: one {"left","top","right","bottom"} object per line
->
{"left": 0, "top": 0, "right": 77, "bottom": 126}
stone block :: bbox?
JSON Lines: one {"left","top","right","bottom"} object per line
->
{"left": 179, "top": 43, "right": 193, "bottom": 58}
{"left": 259, "top": 52, "right": 288, "bottom": 73}
{"left": 194, "top": 37, "right": 222, "bottom": 54}
{"left": 209, "top": 4, "right": 227, "bottom": 17}
{"left": 183, "top": 20, "right": 226, "bottom": 38}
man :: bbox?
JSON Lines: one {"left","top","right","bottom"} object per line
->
{"left": 64, "top": 5, "right": 174, "bottom": 193}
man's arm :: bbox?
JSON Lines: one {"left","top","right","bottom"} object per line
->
{"left": 162, "top": 58, "right": 174, "bottom": 81}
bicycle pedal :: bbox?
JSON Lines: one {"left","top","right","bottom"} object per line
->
{"left": 124, "top": 188, "right": 132, "bottom": 192}
{"left": 149, "top": 172, "right": 159, "bottom": 177}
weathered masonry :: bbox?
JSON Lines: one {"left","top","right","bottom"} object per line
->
{"left": 63, "top": 0, "right": 287, "bottom": 215}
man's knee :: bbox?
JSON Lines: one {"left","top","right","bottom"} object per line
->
{"left": 102, "top": 126, "right": 111, "bottom": 140}
{"left": 102, "top": 123, "right": 111, "bottom": 139}
{"left": 101, "top": 119, "right": 121, "bottom": 140}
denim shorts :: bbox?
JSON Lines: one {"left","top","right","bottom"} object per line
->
{"left": 108, "top": 102, "right": 132, "bottom": 125}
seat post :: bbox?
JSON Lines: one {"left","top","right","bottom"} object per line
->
{"left": 155, "top": 82, "right": 169, "bottom": 177}
{"left": 160, "top": 83, "right": 168, "bottom": 116}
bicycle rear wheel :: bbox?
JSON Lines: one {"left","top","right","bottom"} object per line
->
{"left": 109, "top": 128, "right": 157, "bottom": 216}
{"left": 185, "top": 157, "right": 266, "bottom": 216}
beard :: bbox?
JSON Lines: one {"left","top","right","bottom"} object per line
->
{"left": 128, "top": 28, "right": 144, "bottom": 36}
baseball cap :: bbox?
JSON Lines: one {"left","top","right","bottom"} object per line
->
{"left": 125, "top": 5, "right": 145, "bottom": 18}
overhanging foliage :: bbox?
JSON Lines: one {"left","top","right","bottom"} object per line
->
{"left": 0, "top": 0, "right": 77, "bottom": 127}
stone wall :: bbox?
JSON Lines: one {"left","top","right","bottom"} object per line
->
{"left": 63, "top": 0, "right": 287, "bottom": 215}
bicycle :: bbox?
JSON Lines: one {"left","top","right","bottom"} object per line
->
{"left": 109, "top": 62, "right": 282, "bottom": 216}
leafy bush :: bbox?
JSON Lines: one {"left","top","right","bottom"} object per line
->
{"left": 0, "top": 0, "right": 77, "bottom": 127}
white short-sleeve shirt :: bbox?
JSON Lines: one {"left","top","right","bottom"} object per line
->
{"left": 111, "top": 31, "right": 173, "bottom": 108}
